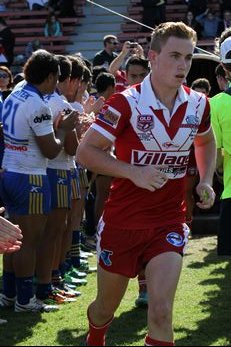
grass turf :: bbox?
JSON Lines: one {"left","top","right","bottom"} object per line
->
{"left": 0, "top": 235, "right": 231, "bottom": 346}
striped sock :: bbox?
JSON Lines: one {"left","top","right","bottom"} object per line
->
{"left": 70, "top": 230, "right": 81, "bottom": 268}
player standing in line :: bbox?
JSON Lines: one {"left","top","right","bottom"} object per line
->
{"left": 77, "top": 22, "right": 216, "bottom": 346}
{"left": 35, "top": 54, "right": 80, "bottom": 303}
{"left": 0, "top": 49, "right": 77, "bottom": 312}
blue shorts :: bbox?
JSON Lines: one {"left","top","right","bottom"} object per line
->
{"left": 47, "top": 168, "right": 71, "bottom": 209}
{"left": 70, "top": 167, "right": 81, "bottom": 200}
{"left": 0, "top": 171, "right": 51, "bottom": 216}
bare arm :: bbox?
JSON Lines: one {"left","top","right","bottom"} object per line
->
{"left": 194, "top": 127, "right": 216, "bottom": 208}
{"left": 76, "top": 128, "right": 168, "bottom": 192}
{"left": 109, "top": 41, "right": 131, "bottom": 76}
{"left": 36, "top": 131, "right": 65, "bottom": 160}
{"left": 64, "top": 129, "right": 78, "bottom": 156}
{"left": 36, "top": 111, "right": 78, "bottom": 159}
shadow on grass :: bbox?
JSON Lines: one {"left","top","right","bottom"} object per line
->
{"left": 56, "top": 306, "right": 147, "bottom": 346}
{"left": 0, "top": 309, "right": 45, "bottom": 346}
{"left": 176, "top": 240, "right": 231, "bottom": 346}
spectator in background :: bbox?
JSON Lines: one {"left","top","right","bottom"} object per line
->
{"left": 47, "top": 0, "right": 61, "bottom": 12}
{"left": 217, "top": 10, "right": 231, "bottom": 36}
{"left": 0, "top": 0, "right": 9, "bottom": 12}
{"left": 196, "top": 8, "right": 221, "bottom": 39}
{"left": 188, "top": 0, "right": 207, "bottom": 17}
{"left": 93, "top": 35, "right": 119, "bottom": 68}
{"left": 59, "top": 0, "right": 76, "bottom": 17}
{"left": 0, "top": 17, "right": 15, "bottom": 67}
{"left": 25, "top": 39, "right": 43, "bottom": 59}
{"left": 109, "top": 41, "right": 149, "bottom": 93}
{"left": 183, "top": 10, "right": 202, "bottom": 39}
{"left": 44, "top": 12, "right": 62, "bottom": 37}
{"left": 141, "top": 0, "right": 166, "bottom": 32}
{"left": 191, "top": 77, "right": 211, "bottom": 95}
{"left": 0, "top": 65, "right": 13, "bottom": 100}
{"left": 90, "top": 65, "right": 108, "bottom": 96}
{"left": 215, "top": 63, "right": 230, "bottom": 91}
{"left": 26, "top": 0, "right": 48, "bottom": 10}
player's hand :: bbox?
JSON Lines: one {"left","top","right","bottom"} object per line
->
{"left": 130, "top": 165, "right": 168, "bottom": 192}
{"left": 84, "top": 96, "right": 105, "bottom": 115}
{"left": 122, "top": 41, "right": 132, "bottom": 55}
{"left": 55, "top": 110, "right": 78, "bottom": 132}
{"left": 0, "top": 240, "right": 22, "bottom": 254}
{"left": 0, "top": 207, "right": 23, "bottom": 254}
{"left": 196, "top": 182, "right": 215, "bottom": 209}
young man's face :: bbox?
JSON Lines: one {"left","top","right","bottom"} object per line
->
{"left": 149, "top": 36, "right": 194, "bottom": 89}
{"left": 126, "top": 64, "right": 149, "bottom": 85}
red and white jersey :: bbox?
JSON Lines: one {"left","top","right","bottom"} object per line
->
{"left": 115, "top": 70, "right": 129, "bottom": 93}
{"left": 91, "top": 74, "right": 211, "bottom": 229}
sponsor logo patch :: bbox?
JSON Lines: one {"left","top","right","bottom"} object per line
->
{"left": 98, "top": 108, "right": 121, "bottom": 128}
{"left": 100, "top": 249, "right": 113, "bottom": 266}
{"left": 34, "top": 114, "right": 52, "bottom": 123}
{"left": 166, "top": 232, "right": 184, "bottom": 247}
{"left": 137, "top": 115, "right": 154, "bottom": 132}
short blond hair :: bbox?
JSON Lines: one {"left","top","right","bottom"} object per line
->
{"left": 150, "top": 21, "right": 197, "bottom": 52}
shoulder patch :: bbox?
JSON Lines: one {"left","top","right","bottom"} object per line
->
{"left": 98, "top": 107, "right": 121, "bottom": 129}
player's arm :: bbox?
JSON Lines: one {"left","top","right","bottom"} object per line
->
{"left": 76, "top": 128, "right": 168, "bottom": 192}
{"left": 109, "top": 41, "right": 131, "bottom": 76}
{"left": 35, "top": 111, "right": 78, "bottom": 159}
{"left": 64, "top": 129, "right": 78, "bottom": 156}
{"left": 194, "top": 127, "right": 216, "bottom": 208}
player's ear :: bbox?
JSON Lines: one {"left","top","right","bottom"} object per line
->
{"left": 148, "top": 50, "right": 158, "bottom": 64}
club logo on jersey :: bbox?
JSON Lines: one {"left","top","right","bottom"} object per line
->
{"left": 98, "top": 107, "right": 121, "bottom": 129}
{"left": 181, "top": 115, "right": 199, "bottom": 129}
{"left": 34, "top": 114, "right": 52, "bottom": 123}
{"left": 137, "top": 115, "right": 154, "bottom": 132}
{"left": 166, "top": 232, "right": 184, "bottom": 247}
{"left": 100, "top": 249, "right": 113, "bottom": 267}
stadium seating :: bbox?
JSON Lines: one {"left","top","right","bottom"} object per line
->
{"left": 118, "top": 0, "right": 221, "bottom": 52}
{"left": 2, "top": 0, "right": 85, "bottom": 56}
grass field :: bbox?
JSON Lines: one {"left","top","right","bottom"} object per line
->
{"left": 0, "top": 235, "right": 231, "bottom": 346}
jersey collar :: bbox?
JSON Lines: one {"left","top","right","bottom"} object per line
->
{"left": 141, "top": 73, "right": 190, "bottom": 111}
{"left": 23, "top": 82, "right": 44, "bottom": 100}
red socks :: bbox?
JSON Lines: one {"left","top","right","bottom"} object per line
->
{"left": 86, "top": 309, "right": 114, "bottom": 346}
{"left": 145, "top": 336, "right": 175, "bottom": 346}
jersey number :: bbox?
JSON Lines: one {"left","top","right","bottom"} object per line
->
{"left": 3, "top": 100, "right": 19, "bottom": 135}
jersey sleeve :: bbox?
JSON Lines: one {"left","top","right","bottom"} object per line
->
{"left": 28, "top": 101, "right": 54, "bottom": 136}
{"left": 91, "top": 93, "right": 132, "bottom": 142}
{"left": 197, "top": 96, "right": 211, "bottom": 135}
